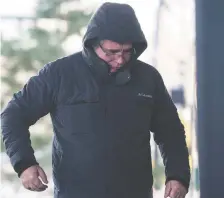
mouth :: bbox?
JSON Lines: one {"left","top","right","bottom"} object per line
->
{"left": 114, "top": 65, "right": 122, "bottom": 69}
{"left": 109, "top": 67, "right": 120, "bottom": 73}
{"left": 112, "top": 65, "right": 122, "bottom": 69}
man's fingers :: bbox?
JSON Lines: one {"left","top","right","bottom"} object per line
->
{"left": 22, "top": 174, "right": 47, "bottom": 192}
{"left": 27, "top": 187, "right": 33, "bottom": 191}
{"left": 169, "top": 187, "right": 180, "bottom": 198}
{"left": 37, "top": 167, "right": 48, "bottom": 184}
{"left": 29, "top": 181, "right": 47, "bottom": 192}
{"left": 178, "top": 192, "right": 185, "bottom": 198}
{"left": 22, "top": 178, "right": 34, "bottom": 191}
{"left": 35, "top": 185, "right": 48, "bottom": 192}
{"left": 33, "top": 177, "right": 42, "bottom": 187}
{"left": 23, "top": 182, "right": 30, "bottom": 190}
{"left": 32, "top": 177, "right": 47, "bottom": 191}
{"left": 27, "top": 177, "right": 39, "bottom": 191}
{"left": 28, "top": 183, "right": 38, "bottom": 191}
{"left": 165, "top": 180, "right": 187, "bottom": 198}
{"left": 30, "top": 183, "right": 47, "bottom": 192}
{"left": 164, "top": 182, "right": 172, "bottom": 198}
{"left": 20, "top": 165, "right": 48, "bottom": 192}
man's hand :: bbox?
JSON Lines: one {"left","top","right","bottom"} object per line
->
{"left": 164, "top": 180, "right": 187, "bottom": 198}
{"left": 20, "top": 165, "right": 48, "bottom": 192}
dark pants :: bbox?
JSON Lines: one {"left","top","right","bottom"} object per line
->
{"left": 149, "top": 189, "right": 153, "bottom": 198}
{"left": 54, "top": 188, "right": 153, "bottom": 198}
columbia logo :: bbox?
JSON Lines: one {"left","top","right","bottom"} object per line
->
{"left": 138, "top": 93, "right": 153, "bottom": 98}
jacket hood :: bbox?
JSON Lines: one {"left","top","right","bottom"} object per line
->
{"left": 83, "top": 2, "right": 147, "bottom": 58}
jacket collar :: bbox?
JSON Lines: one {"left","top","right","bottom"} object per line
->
{"left": 82, "top": 47, "right": 133, "bottom": 85}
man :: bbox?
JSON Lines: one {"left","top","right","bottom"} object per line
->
{"left": 1, "top": 2, "right": 190, "bottom": 198}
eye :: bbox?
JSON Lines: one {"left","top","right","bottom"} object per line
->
{"left": 123, "top": 49, "right": 133, "bottom": 53}
{"left": 109, "top": 49, "right": 121, "bottom": 54}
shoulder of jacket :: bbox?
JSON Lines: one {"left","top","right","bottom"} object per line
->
{"left": 136, "top": 60, "right": 160, "bottom": 75}
{"left": 47, "top": 51, "right": 82, "bottom": 70}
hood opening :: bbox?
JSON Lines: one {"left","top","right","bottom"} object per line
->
{"left": 83, "top": 2, "right": 147, "bottom": 59}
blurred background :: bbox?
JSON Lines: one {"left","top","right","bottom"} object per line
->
{"left": 0, "top": 0, "right": 199, "bottom": 197}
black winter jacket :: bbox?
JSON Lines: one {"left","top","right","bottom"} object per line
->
{"left": 1, "top": 2, "right": 190, "bottom": 198}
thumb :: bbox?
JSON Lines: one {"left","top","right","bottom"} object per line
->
{"left": 37, "top": 166, "right": 48, "bottom": 184}
{"left": 164, "top": 182, "right": 172, "bottom": 198}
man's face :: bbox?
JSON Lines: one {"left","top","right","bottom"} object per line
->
{"left": 94, "top": 40, "right": 134, "bottom": 73}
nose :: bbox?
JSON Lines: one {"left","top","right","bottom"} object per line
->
{"left": 116, "top": 55, "right": 126, "bottom": 65}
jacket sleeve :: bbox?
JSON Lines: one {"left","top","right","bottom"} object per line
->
{"left": 150, "top": 70, "right": 190, "bottom": 190}
{"left": 1, "top": 63, "right": 58, "bottom": 177}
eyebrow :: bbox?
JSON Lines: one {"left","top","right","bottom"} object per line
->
{"left": 108, "top": 48, "right": 133, "bottom": 53}
{"left": 103, "top": 46, "right": 133, "bottom": 51}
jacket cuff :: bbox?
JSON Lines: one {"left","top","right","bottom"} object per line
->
{"left": 165, "top": 176, "right": 190, "bottom": 192}
{"left": 14, "top": 159, "right": 39, "bottom": 177}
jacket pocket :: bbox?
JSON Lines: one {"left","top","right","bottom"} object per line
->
{"left": 57, "top": 101, "right": 102, "bottom": 136}
{"left": 136, "top": 94, "right": 154, "bottom": 106}
{"left": 135, "top": 95, "right": 154, "bottom": 116}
